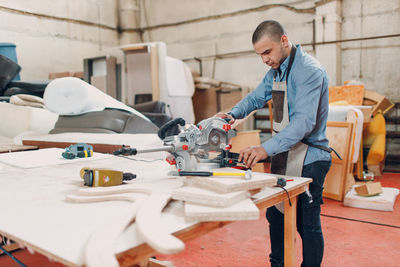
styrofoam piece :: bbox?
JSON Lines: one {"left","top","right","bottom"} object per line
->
{"left": 172, "top": 185, "right": 249, "bottom": 207}
{"left": 343, "top": 186, "right": 399, "bottom": 211}
{"left": 0, "top": 148, "right": 111, "bottom": 168}
{"left": 185, "top": 198, "right": 259, "bottom": 222}
{"left": 188, "top": 170, "right": 277, "bottom": 193}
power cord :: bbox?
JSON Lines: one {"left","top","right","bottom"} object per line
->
{"left": 276, "top": 178, "right": 291, "bottom": 207}
{"left": 0, "top": 243, "right": 27, "bottom": 267}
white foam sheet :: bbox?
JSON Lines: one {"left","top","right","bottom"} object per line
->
{"left": 344, "top": 186, "right": 399, "bottom": 211}
{"left": 0, "top": 148, "right": 112, "bottom": 168}
{"left": 43, "top": 77, "right": 149, "bottom": 121}
{"left": 0, "top": 102, "right": 58, "bottom": 138}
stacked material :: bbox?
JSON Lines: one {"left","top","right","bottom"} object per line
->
{"left": 172, "top": 169, "right": 277, "bottom": 222}
{"left": 194, "top": 76, "right": 221, "bottom": 90}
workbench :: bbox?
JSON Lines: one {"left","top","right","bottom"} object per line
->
{"left": 0, "top": 147, "right": 311, "bottom": 267}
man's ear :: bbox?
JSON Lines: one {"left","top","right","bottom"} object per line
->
{"left": 281, "top": 35, "right": 289, "bottom": 48}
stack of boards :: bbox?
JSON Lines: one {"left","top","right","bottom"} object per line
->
{"left": 172, "top": 169, "right": 277, "bottom": 222}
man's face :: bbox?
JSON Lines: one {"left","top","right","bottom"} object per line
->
{"left": 253, "top": 35, "right": 287, "bottom": 69}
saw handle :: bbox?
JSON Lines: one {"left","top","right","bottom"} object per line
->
{"left": 158, "top": 118, "right": 186, "bottom": 139}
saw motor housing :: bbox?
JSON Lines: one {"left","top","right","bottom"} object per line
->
{"left": 163, "top": 117, "right": 237, "bottom": 170}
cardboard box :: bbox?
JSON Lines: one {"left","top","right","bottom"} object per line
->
{"left": 192, "top": 87, "right": 219, "bottom": 123}
{"left": 192, "top": 87, "right": 244, "bottom": 123}
{"left": 354, "top": 182, "right": 382, "bottom": 197}
{"left": 363, "top": 90, "right": 394, "bottom": 116}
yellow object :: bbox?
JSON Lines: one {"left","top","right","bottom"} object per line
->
{"left": 363, "top": 112, "right": 386, "bottom": 175}
{"left": 80, "top": 167, "right": 124, "bottom": 187}
{"left": 213, "top": 172, "right": 245, "bottom": 177}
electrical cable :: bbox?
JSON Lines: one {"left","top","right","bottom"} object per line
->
{"left": 0, "top": 244, "right": 27, "bottom": 267}
{"left": 115, "top": 155, "right": 163, "bottom": 162}
{"left": 280, "top": 186, "right": 292, "bottom": 207}
{"left": 320, "top": 214, "right": 400, "bottom": 229}
{"left": 276, "top": 178, "right": 291, "bottom": 206}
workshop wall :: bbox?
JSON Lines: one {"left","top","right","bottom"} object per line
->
{"left": 0, "top": 0, "right": 123, "bottom": 80}
{"left": 1, "top": 0, "right": 398, "bottom": 101}
{"left": 135, "top": 0, "right": 400, "bottom": 101}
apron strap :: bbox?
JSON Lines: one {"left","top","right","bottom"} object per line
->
{"left": 301, "top": 139, "right": 342, "bottom": 160}
{"left": 286, "top": 45, "right": 296, "bottom": 82}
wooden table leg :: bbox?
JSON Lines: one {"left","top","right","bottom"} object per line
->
{"left": 284, "top": 196, "right": 297, "bottom": 267}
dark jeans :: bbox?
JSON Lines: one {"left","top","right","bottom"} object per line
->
{"left": 266, "top": 160, "right": 331, "bottom": 267}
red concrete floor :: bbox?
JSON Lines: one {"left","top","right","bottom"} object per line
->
{"left": 1, "top": 173, "right": 399, "bottom": 267}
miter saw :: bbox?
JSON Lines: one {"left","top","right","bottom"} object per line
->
{"left": 113, "top": 117, "right": 242, "bottom": 171}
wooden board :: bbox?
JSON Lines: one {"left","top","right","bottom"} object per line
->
{"left": 0, "top": 144, "right": 37, "bottom": 153}
{"left": 188, "top": 168, "right": 277, "bottom": 193}
{"left": 323, "top": 121, "right": 353, "bottom": 201}
{"left": 184, "top": 198, "right": 259, "bottom": 222}
{"left": 172, "top": 186, "right": 249, "bottom": 207}
{"left": 329, "top": 85, "right": 365, "bottom": 105}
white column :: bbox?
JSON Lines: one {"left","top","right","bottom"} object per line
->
{"left": 315, "top": 0, "right": 342, "bottom": 86}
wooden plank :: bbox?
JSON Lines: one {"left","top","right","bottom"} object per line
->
{"left": 188, "top": 170, "right": 277, "bottom": 193}
{"left": 105, "top": 56, "right": 117, "bottom": 99}
{"left": 150, "top": 46, "right": 160, "bottom": 101}
{"left": 0, "top": 242, "right": 19, "bottom": 255}
{"left": 23, "top": 140, "right": 123, "bottom": 154}
{"left": 184, "top": 198, "right": 259, "bottom": 222}
{"left": 0, "top": 144, "right": 37, "bottom": 153}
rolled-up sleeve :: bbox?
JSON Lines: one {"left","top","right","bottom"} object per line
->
{"left": 262, "top": 67, "right": 324, "bottom": 156}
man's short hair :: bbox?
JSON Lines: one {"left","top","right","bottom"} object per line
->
{"left": 252, "top": 20, "right": 286, "bottom": 44}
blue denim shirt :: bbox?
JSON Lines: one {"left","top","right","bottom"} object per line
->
{"left": 230, "top": 45, "right": 331, "bottom": 165}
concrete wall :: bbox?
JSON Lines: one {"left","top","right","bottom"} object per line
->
{"left": 0, "top": 0, "right": 121, "bottom": 80}
{"left": 137, "top": 0, "right": 400, "bottom": 101}
{"left": 1, "top": 0, "right": 398, "bottom": 101}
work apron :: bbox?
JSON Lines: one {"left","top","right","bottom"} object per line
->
{"left": 270, "top": 46, "right": 309, "bottom": 212}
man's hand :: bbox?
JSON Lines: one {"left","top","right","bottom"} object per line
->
{"left": 214, "top": 112, "right": 235, "bottom": 125}
{"left": 239, "top": 145, "right": 268, "bottom": 168}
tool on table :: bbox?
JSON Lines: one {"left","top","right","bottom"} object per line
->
{"left": 80, "top": 167, "right": 136, "bottom": 187}
{"left": 177, "top": 169, "right": 253, "bottom": 180}
{"left": 114, "top": 117, "right": 245, "bottom": 171}
{"left": 62, "top": 143, "right": 93, "bottom": 159}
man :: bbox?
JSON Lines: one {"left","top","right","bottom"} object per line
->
{"left": 217, "top": 20, "right": 332, "bottom": 267}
